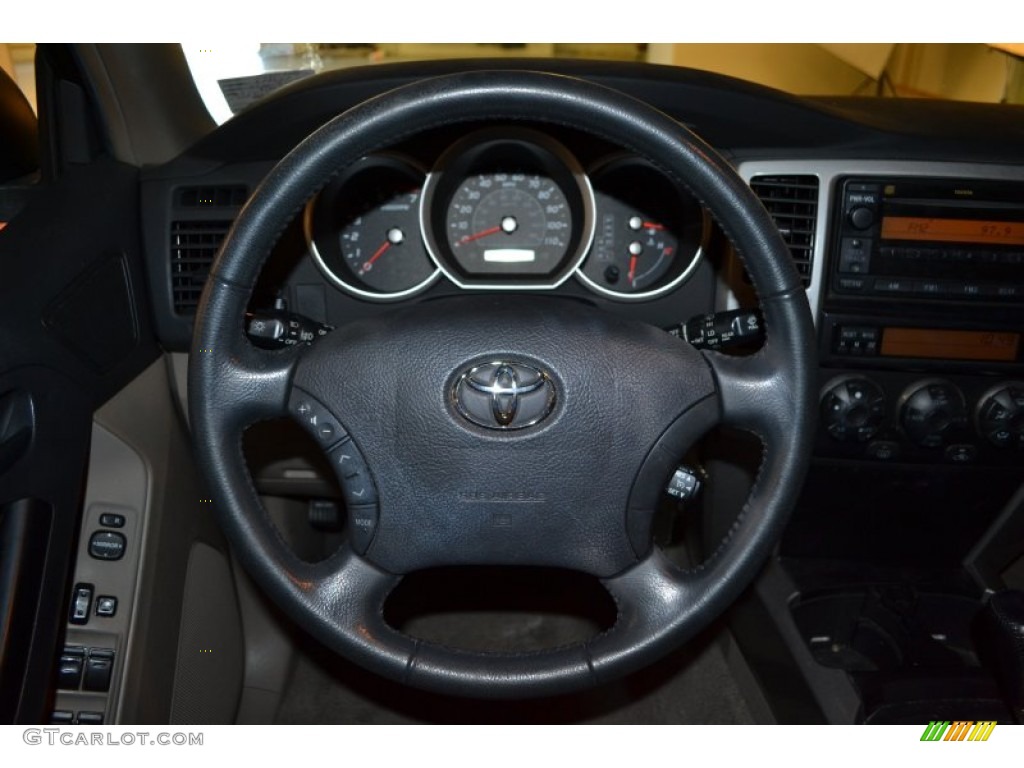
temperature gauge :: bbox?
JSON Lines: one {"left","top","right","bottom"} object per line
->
{"left": 577, "top": 158, "right": 705, "bottom": 300}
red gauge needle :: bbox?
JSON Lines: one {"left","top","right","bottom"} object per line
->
{"left": 362, "top": 240, "right": 391, "bottom": 272}
{"left": 458, "top": 225, "right": 502, "bottom": 246}
{"left": 627, "top": 255, "right": 638, "bottom": 285}
{"left": 361, "top": 227, "right": 406, "bottom": 273}
{"left": 642, "top": 221, "right": 665, "bottom": 231}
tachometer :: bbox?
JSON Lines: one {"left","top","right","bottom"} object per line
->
{"left": 306, "top": 155, "right": 438, "bottom": 300}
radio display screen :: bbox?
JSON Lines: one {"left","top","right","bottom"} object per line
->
{"left": 881, "top": 328, "right": 1020, "bottom": 362}
{"left": 880, "top": 216, "right": 1024, "bottom": 246}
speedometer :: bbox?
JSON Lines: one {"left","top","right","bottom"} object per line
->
{"left": 421, "top": 128, "right": 594, "bottom": 290}
{"left": 446, "top": 173, "right": 572, "bottom": 276}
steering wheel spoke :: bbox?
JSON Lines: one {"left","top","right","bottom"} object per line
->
{"left": 190, "top": 280, "right": 303, "bottom": 432}
{"left": 703, "top": 290, "right": 817, "bottom": 447}
{"left": 704, "top": 348, "right": 789, "bottom": 438}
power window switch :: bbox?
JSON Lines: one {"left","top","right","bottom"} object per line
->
{"left": 57, "top": 649, "right": 85, "bottom": 690}
{"left": 69, "top": 583, "right": 93, "bottom": 625}
{"left": 50, "top": 710, "right": 74, "bottom": 724}
{"left": 82, "top": 649, "right": 115, "bottom": 692}
{"left": 77, "top": 711, "right": 104, "bottom": 725}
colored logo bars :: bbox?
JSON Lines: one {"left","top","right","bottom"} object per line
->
{"left": 920, "top": 721, "right": 997, "bottom": 742}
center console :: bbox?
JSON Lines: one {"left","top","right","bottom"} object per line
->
{"left": 818, "top": 175, "right": 1024, "bottom": 467}
{"left": 731, "top": 162, "right": 1024, "bottom": 723}
{"left": 795, "top": 173, "right": 1024, "bottom": 722}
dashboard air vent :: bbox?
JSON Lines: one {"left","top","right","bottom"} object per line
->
{"left": 177, "top": 185, "right": 248, "bottom": 208}
{"left": 749, "top": 175, "right": 819, "bottom": 287}
{"left": 170, "top": 220, "right": 233, "bottom": 313}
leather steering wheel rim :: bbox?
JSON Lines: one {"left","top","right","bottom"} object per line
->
{"left": 189, "top": 70, "right": 816, "bottom": 699}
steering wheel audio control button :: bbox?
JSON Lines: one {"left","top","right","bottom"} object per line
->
{"left": 289, "top": 390, "right": 348, "bottom": 448}
{"left": 329, "top": 438, "right": 361, "bottom": 479}
{"left": 328, "top": 441, "right": 379, "bottom": 506}
{"left": 344, "top": 482, "right": 377, "bottom": 506}
{"left": 347, "top": 503, "right": 379, "bottom": 555}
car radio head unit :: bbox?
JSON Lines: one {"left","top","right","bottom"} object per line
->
{"left": 832, "top": 177, "right": 1024, "bottom": 302}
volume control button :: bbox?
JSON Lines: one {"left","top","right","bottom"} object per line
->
{"left": 849, "top": 206, "right": 875, "bottom": 229}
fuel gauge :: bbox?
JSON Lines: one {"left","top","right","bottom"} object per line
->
{"left": 577, "top": 158, "right": 705, "bottom": 300}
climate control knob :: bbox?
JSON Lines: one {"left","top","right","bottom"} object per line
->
{"left": 821, "top": 376, "right": 886, "bottom": 442}
{"left": 976, "top": 383, "right": 1024, "bottom": 449}
{"left": 899, "top": 380, "right": 967, "bottom": 448}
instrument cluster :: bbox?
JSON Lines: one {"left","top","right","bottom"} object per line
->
{"left": 305, "top": 127, "right": 707, "bottom": 302}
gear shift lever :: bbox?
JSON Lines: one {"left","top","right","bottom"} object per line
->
{"left": 976, "top": 590, "right": 1024, "bottom": 723}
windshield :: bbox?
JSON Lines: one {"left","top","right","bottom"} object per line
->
{"left": 180, "top": 43, "right": 1024, "bottom": 124}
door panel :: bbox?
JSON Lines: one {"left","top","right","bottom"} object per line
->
{"left": 0, "top": 158, "right": 160, "bottom": 723}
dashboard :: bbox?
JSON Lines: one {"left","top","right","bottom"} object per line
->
{"left": 143, "top": 62, "right": 1024, "bottom": 477}
{"left": 33, "top": 55, "right": 1024, "bottom": 725}
{"left": 139, "top": 62, "right": 1024, "bottom": 481}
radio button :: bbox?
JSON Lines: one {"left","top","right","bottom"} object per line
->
{"left": 837, "top": 277, "right": 866, "bottom": 292}
{"left": 839, "top": 237, "right": 871, "bottom": 274}
{"left": 833, "top": 326, "right": 878, "bottom": 355}
{"left": 915, "top": 279, "right": 946, "bottom": 296}
{"left": 976, "top": 283, "right": 1002, "bottom": 297}
{"left": 874, "top": 278, "right": 913, "bottom": 293}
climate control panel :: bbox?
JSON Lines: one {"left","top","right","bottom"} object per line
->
{"left": 817, "top": 373, "right": 1024, "bottom": 465}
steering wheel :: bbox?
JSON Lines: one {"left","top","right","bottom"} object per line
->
{"left": 189, "top": 70, "right": 815, "bottom": 699}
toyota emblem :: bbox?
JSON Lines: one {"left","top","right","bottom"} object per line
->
{"left": 452, "top": 361, "right": 556, "bottom": 430}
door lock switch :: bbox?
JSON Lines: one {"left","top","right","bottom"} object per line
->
{"left": 69, "top": 583, "right": 94, "bottom": 625}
